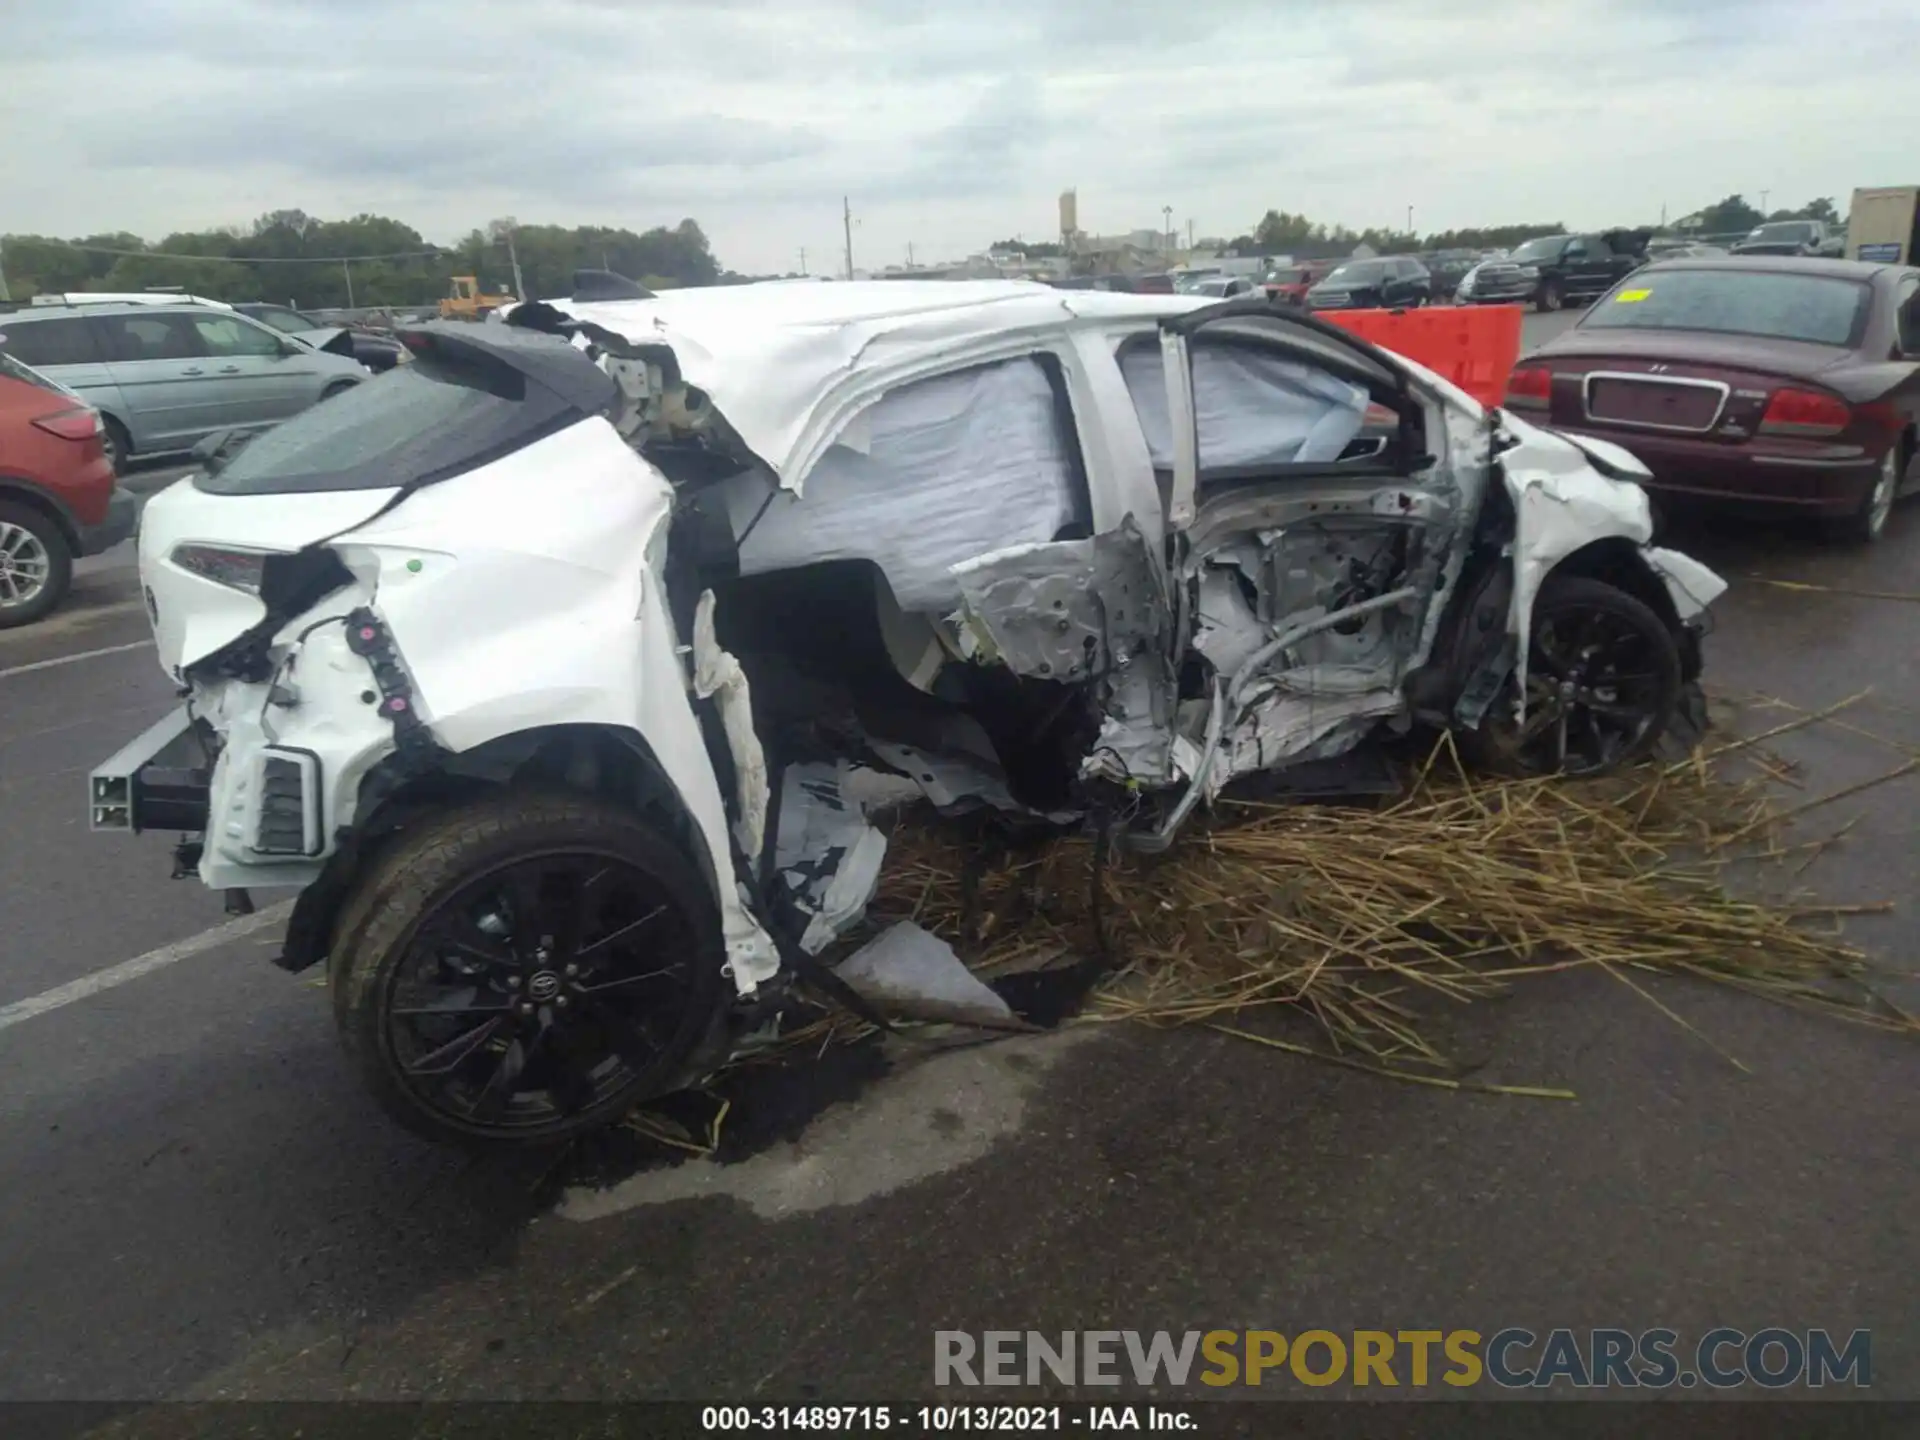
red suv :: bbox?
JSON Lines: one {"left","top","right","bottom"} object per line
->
{"left": 0, "top": 348, "right": 136, "bottom": 627}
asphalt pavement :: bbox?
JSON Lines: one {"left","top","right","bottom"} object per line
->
{"left": 2, "top": 318, "right": 1916, "bottom": 1415}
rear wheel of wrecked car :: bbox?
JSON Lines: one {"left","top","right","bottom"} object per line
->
{"left": 1464, "top": 576, "right": 1681, "bottom": 778}
{"left": 1536, "top": 279, "right": 1565, "bottom": 313}
{"left": 329, "top": 792, "right": 725, "bottom": 1147}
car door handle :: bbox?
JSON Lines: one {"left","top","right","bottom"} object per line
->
{"left": 180, "top": 367, "right": 205, "bottom": 376}
{"left": 217, "top": 365, "right": 241, "bottom": 374}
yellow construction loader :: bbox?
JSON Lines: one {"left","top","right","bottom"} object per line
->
{"left": 438, "top": 275, "right": 515, "bottom": 321}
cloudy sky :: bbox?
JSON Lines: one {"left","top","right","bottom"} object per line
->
{"left": 6, "top": 0, "right": 1917, "bottom": 274}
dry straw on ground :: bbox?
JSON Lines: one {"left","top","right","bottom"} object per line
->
{"left": 763, "top": 690, "right": 1918, "bottom": 1101}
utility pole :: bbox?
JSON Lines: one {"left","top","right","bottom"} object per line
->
{"left": 1760, "top": 189, "right": 1771, "bottom": 215}
{"left": 843, "top": 196, "right": 854, "bottom": 280}
{"left": 0, "top": 237, "right": 10, "bottom": 302}
{"left": 1162, "top": 205, "right": 1173, "bottom": 253}
{"left": 342, "top": 259, "right": 355, "bottom": 309}
{"left": 1406, "top": 205, "right": 1413, "bottom": 237}
{"left": 490, "top": 217, "right": 526, "bottom": 298}
{"left": 798, "top": 246, "right": 808, "bottom": 276}
{"left": 907, "top": 241, "right": 915, "bottom": 268}
{"left": 1187, "top": 219, "right": 1195, "bottom": 251}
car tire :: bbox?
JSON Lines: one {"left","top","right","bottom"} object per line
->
{"left": 1535, "top": 279, "right": 1565, "bottom": 313}
{"left": 328, "top": 789, "right": 727, "bottom": 1148}
{"left": 0, "top": 499, "right": 74, "bottom": 630}
{"left": 1459, "top": 575, "right": 1682, "bottom": 778}
{"left": 1825, "top": 445, "right": 1902, "bottom": 545}
{"left": 100, "top": 416, "right": 131, "bottom": 477}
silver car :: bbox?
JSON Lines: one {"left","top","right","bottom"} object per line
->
{"left": 0, "top": 301, "right": 368, "bottom": 473}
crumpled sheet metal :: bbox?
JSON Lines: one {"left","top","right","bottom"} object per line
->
{"left": 691, "top": 589, "right": 770, "bottom": 861}
{"left": 951, "top": 522, "right": 1164, "bottom": 685}
{"left": 772, "top": 762, "right": 890, "bottom": 954}
{"left": 833, "top": 921, "right": 1024, "bottom": 1029}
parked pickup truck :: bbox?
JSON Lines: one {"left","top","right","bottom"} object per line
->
{"left": 1730, "top": 219, "right": 1846, "bottom": 258}
{"left": 1454, "top": 230, "right": 1649, "bottom": 312}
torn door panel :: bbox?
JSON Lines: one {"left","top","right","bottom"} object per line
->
{"left": 950, "top": 521, "right": 1179, "bottom": 788}
{"left": 950, "top": 520, "right": 1166, "bottom": 682}
{"left": 1214, "top": 699, "right": 1402, "bottom": 795}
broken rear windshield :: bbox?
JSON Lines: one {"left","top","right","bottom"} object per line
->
{"left": 195, "top": 354, "right": 584, "bottom": 495}
{"left": 1582, "top": 270, "right": 1870, "bottom": 347}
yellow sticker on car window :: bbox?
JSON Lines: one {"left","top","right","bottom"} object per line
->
{"left": 1614, "top": 288, "right": 1652, "bottom": 302}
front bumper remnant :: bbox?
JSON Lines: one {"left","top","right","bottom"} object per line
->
{"left": 89, "top": 707, "right": 212, "bottom": 834}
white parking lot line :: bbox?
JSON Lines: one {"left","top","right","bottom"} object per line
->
{"left": 0, "top": 639, "right": 155, "bottom": 681}
{"left": 0, "top": 901, "right": 295, "bottom": 1033}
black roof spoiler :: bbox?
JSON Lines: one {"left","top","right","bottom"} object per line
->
{"left": 392, "top": 320, "right": 617, "bottom": 414}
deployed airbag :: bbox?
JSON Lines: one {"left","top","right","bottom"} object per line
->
{"left": 1121, "top": 340, "right": 1369, "bottom": 470}
{"left": 720, "top": 358, "right": 1079, "bottom": 612}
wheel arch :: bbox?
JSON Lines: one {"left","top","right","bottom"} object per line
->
{"left": 0, "top": 477, "right": 82, "bottom": 551}
{"left": 1539, "top": 536, "right": 1701, "bottom": 685}
{"left": 277, "top": 722, "right": 722, "bottom": 977}
{"left": 1540, "top": 536, "right": 1683, "bottom": 634}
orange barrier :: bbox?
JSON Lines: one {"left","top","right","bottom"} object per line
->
{"left": 1318, "top": 304, "right": 1525, "bottom": 409}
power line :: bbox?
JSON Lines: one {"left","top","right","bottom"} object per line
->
{"left": 17, "top": 239, "right": 446, "bottom": 264}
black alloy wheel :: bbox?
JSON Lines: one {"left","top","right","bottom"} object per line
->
{"left": 332, "top": 794, "right": 723, "bottom": 1145}
{"left": 1467, "top": 577, "right": 1681, "bottom": 777}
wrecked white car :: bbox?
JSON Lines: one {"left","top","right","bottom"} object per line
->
{"left": 91, "top": 280, "right": 1725, "bottom": 1144}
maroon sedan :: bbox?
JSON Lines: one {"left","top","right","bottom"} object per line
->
{"left": 1506, "top": 257, "right": 1920, "bottom": 542}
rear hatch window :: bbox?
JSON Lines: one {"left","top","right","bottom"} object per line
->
{"left": 1583, "top": 270, "right": 1869, "bottom": 347}
{"left": 195, "top": 352, "right": 588, "bottom": 495}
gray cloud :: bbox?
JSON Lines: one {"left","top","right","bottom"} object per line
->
{"left": 2, "top": 0, "right": 1916, "bottom": 273}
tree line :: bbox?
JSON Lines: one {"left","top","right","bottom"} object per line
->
{"left": 0, "top": 209, "right": 743, "bottom": 309}
{"left": 996, "top": 193, "right": 1848, "bottom": 264}
{"left": 4, "top": 191, "right": 1853, "bottom": 307}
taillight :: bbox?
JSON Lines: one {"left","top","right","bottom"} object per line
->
{"left": 1757, "top": 387, "right": 1851, "bottom": 437}
{"left": 170, "top": 544, "right": 273, "bottom": 595}
{"left": 1504, "top": 367, "right": 1551, "bottom": 409}
{"left": 30, "top": 407, "right": 102, "bottom": 442}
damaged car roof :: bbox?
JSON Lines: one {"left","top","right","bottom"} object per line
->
{"left": 524, "top": 280, "right": 1212, "bottom": 489}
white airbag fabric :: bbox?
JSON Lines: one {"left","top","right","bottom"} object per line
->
{"left": 1121, "top": 341, "right": 1369, "bottom": 470}
{"left": 722, "top": 358, "right": 1077, "bottom": 612}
